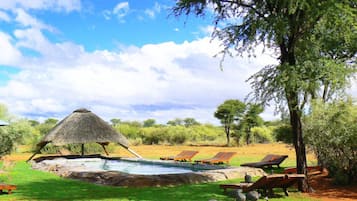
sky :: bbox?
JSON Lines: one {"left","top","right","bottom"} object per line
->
{"left": 0, "top": 0, "right": 355, "bottom": 124}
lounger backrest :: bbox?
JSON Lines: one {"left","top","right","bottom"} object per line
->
{"left": 246, "top": 174, "right": 286, "bottom": 192}
{"left": 212, "top": 152, "right": 227, "bottom": 159}
{"left": 261, "top": 154, "right": 288, "bottom": 163}
{"left": 176, "top": 150, "right": 198, "bottom": 158}
{"left": 220, "top": 152, "right": 236, "bottom": 160}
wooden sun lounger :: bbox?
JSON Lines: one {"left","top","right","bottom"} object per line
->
{"left": 0, "top": 183, "right": 17, "bottom": 194}
{"left": 219, "top": 174, "right": 305, "bottom": 196}
{"left": 160, "top": 150, "right": 199, "bottom": 162}
{"left": 240, "top": 154, "right": 288, "bottom": 168}
{"left": 195, "top": 152, "right": 236, "bottom": 165}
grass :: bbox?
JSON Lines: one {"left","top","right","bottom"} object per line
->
{"left": 0, "top": 143, "right": 320, "bottom": 201}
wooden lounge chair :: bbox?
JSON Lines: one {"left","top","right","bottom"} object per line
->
{"left": 240, "top": 154, "right": 288, "bottom": 168}
{"left": 160, "top": 150, "right": 199, "bottom": 162}
{"left": 0, "top": 183, "right": 17, "bottom": 194}
{"left": 219, "top": 173, "right": 305, "bottom": 196}
{"left": 195, "top": 152, "right": 236, "bottom": 165}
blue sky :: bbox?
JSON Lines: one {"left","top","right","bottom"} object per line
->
{"left": 0, "top": 0, "right": 355, "bottom": 124}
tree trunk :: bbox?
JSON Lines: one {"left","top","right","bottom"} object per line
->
{"left": 225, "top": 125, "right": 230, "bottom": 146}
{"left": 288, "top": 94, "right": 311, "bottom": 192}
{"left": 281, "top": 41, "right": 311, "bottom": 192}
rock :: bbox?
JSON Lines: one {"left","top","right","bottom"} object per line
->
{"left": 246, "top": 191, "right": 260, "bottom": 201}
{"left": 236, "top": 189, "right": 246, "bottom": 201}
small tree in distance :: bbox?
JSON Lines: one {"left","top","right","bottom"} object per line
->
{"left": 214, "top": 99, "right": 246, "bottom": 146}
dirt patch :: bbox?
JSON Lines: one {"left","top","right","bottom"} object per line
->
{"left": 308, "top": 171, "right": 357, "bottom": 201}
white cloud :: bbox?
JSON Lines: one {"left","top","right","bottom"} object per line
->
{"left": 144, "top": 2, "right": 161, "bottom": 19}
{"left": 101, "top": 2, "right": 130, "bottom": 23}
{"left": 113, "top": 2, "right": 129, "bottom": 22}
{"left": 0, "top": 32, "right": 22, "bottom": 65}
{"left": 0, "top": 10, "right": 10, "bottom": 22}
{"left": 15, "top": 9, "right": 55, "bottom": 31}
{"left": 0, "top": 0, "right": 81, "bottom": 12}
{"left": 0, "top": 34, "right": 283, "bottom": 123}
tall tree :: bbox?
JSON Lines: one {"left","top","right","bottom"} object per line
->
{"left": 214, "top": 99, "right": 246, "bottom": 146}
{"left": 172, "top": 0, "right": 356, "bottom": 191}
{"left": 242, "top": 103, "right": 264, "bottom": 145}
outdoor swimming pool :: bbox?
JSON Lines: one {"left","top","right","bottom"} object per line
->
{"left": 32, "top": 155, "right": 265, "bottom": 187}
{"left": 40, "top": 157, "right": 213, "bottom": 175}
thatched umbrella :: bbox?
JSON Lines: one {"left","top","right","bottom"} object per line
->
{"left": 27, "top": 108, "right": 141, "bottom": 161}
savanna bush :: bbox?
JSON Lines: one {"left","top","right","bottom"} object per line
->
{"left": 126, "top": 124, "right": 223, "bottom": 145}
{"left": 250, "top": 126, "right": 274, "bottom": 143}
{"left": 273, "top": 124, "right": 293, "bottom": 143}
{"left": 304, "top": 99, "right": 357, "bottom": 184}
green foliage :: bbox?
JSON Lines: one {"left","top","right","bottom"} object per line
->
{"left": 173, "top": 1, "right": 356, "bottom": 190}
{"left": 36, "top": 118, "right": 57, "bottom": 135}
{"left": 114, "top": 123, "right": 141, "bottom": 139}
{"left": 273, "top": 124, "right": 293, "bottom": 144}
{"left": 250, "top": 126, "right": 274, "bottom": 144}
{"left": 183, "top": 117, "right": 200, "bottom": 127}
{"left": 214, "top": 99, "right": 246, "bottom": 146}
{"left": 240, "top": 103, "right": 264, "bottom": 145}
{"left": 166, "top": 118, "right": 183, "bottom": 126}
{"left": 143, "top": 118, "right": 156, "bottom": 127}
{"left": 119, "top": 123, "right": 224, "bottom": 146}
{"left": 140, "top": 127, "right": 167, "bottom": 145}
{"left": 304, "top": 98, "right": 357, "bottom": 184}
{"left": 0, "top": 103, "right": 10, "bottom": 120}
{"left": 110, "top": 118, "right": 121, "bottom": 126}
{"left": 0, "top": 128, "right": 13, "bottom": 157}
{"left": 0, "top": 104, "right": 36, "bottom": 156}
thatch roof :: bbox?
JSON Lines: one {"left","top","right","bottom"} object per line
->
{"left": 37, "top": 108, "right": 129, "bottom": 148}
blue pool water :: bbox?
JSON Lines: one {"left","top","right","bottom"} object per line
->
{"left": 46, "top": 158, "right": 217, "bottom": 175}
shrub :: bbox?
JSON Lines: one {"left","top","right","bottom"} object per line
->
{"left": 250, "top": 126, "right": 274, "bottom": 143}
{"left": 304, "top": 99, "right": 357, "bottom": 184}
{"left": 140, "top": 127, "right": 167, "bottom": 145}
{"left": 273, "top": 124, "right": 293, "bottom": 143}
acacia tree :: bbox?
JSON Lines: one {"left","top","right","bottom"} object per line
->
{"left": 173, "top": 0, "right": 356, "bottom": 191}
{"left": 214, "top": 99, "right": 246, "bottom": 146}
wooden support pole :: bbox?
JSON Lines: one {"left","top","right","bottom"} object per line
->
{"left": 81, "top": 144, "right": 84, "bottom": 156}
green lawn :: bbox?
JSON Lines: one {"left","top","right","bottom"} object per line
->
{"left": 0, "top": 161, "right": 318, "bottom": 201}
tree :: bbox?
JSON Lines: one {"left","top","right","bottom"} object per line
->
{"left": 172, "top": 0, "right": 356, "bottom": 191}
{"left": 143, "top": 118, "right": 156, "bottom": 127}
{"left": 183, "top": 118, "right": 200, "bottom": 127}
{"left": 214, "top": 99, "right": 246, "bottom": 146}
{"left": 0, "top": 104, "right": 12, "bottom": 157}
{"left": 241, "top": 104, "right": 264, "bottom": 145}
{"left": 37, "top": 118, "right": 58, "bottom": 135}
{"left": 0, "top": 103, "right": 10, "bottom": 121}
{"left": 167, "top": 118, "right": 183, "bottom": 126}
{"left": 110, "top": 118, "right": 121, "bottom": 126}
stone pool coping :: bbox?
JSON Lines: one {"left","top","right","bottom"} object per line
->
{"left": 30, "top": 155, "right": 266, "bottom": 187}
